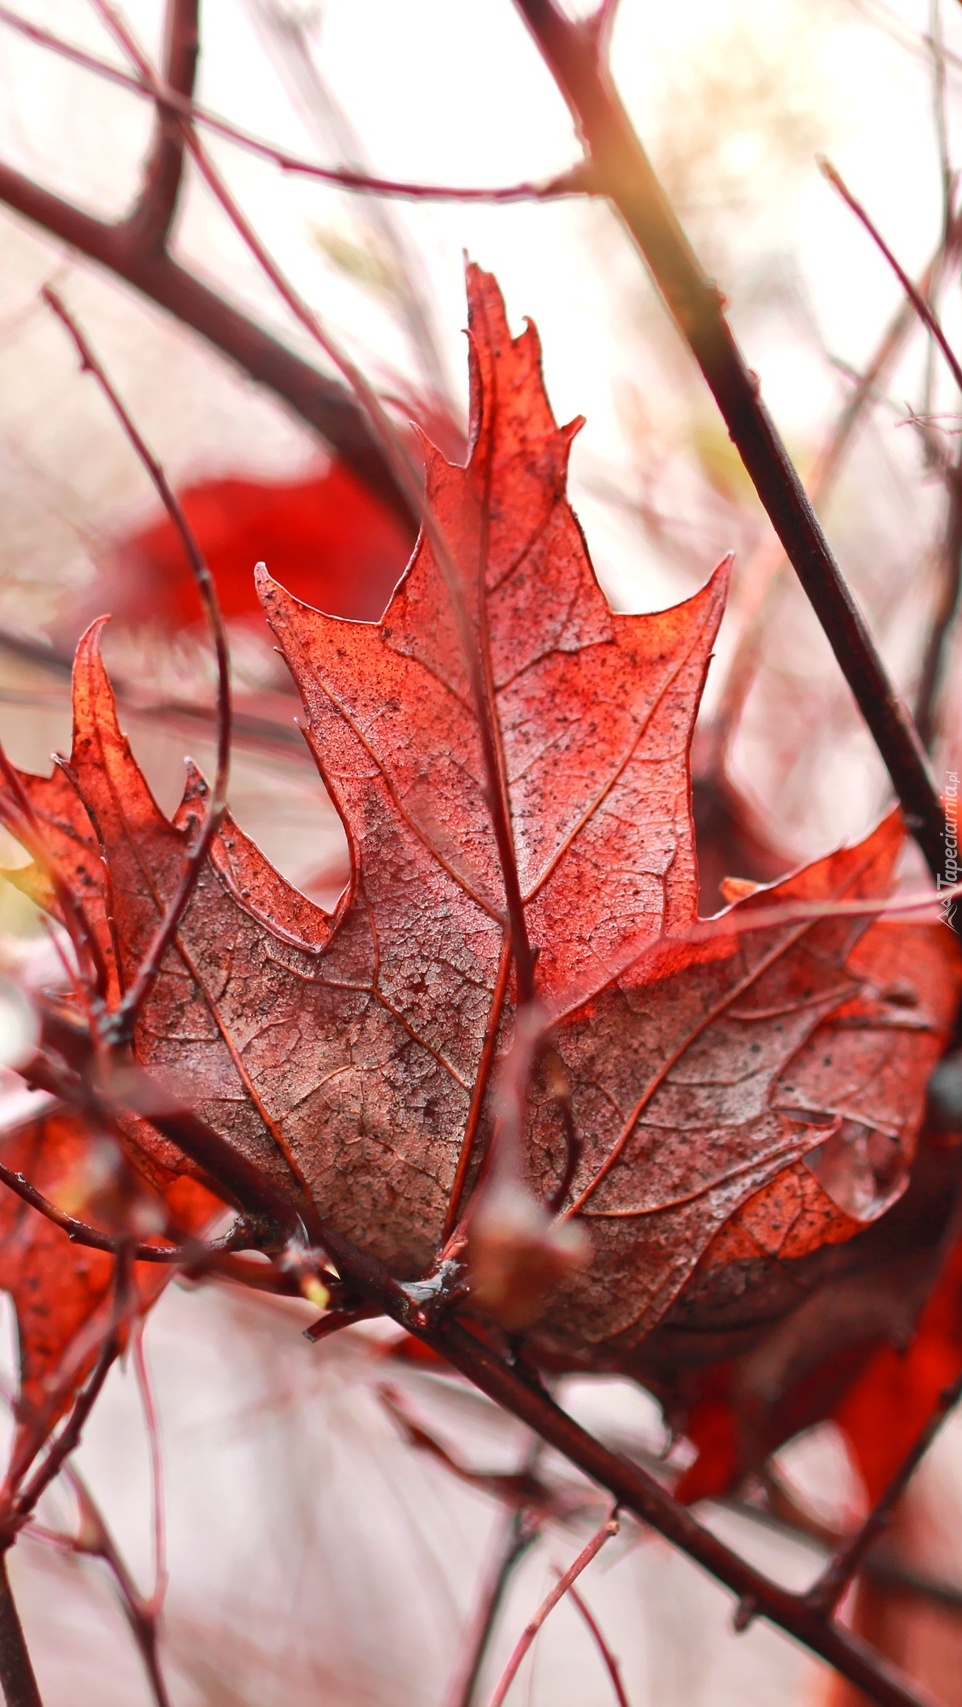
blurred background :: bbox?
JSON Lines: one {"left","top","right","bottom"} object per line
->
{"left": 0, "top": 1, "right": 961, "bottom": 1702}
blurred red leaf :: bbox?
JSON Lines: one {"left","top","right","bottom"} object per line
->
{"left": 0, "top": 1111, "right": 220, "bottom": 1452}
{"left": 101, "top": 457, "right": 415, "bottom": 630}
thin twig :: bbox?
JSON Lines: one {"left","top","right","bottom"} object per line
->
{"left": 445, "top": 1491, "right": 542, "bottom": 1707}
{"left": 513, "top": 0, "right": 946, "bottom": 882}
{"left": 820, "top": 159, "right": 962, "bottom": 397}
{"left": 69, "top": 1481, "right": 169, "bottom": 1707}
{"left": 132, "top": 1330, "right": 166, "bottom": 1611}
{"left": 485, "top": 1516, "right": 619, "bottom": 1707}
{"left": 806, "top": 1367, "right": 962, "bottom": 1616}
{"left": 567, "top": 1584, "right": 631, "bottom": 1707}
{"left": 714, "top": 204, "right": 962, "bottom": 762}
{"left": 0, "top": 1152, "right": 237, "bottom": 1263}
{"left": 0, "top": 158, "right": 416, "bottom": 524}
{"left": 0, "top": 6, "right": 583, "bottom": 206}
{"left": 4, "top": 1248, "right": 133, "bottom": 1526}
{"left": 41, "top": 286, "right": 231, "bottom": 1043}
{"left": 288, "top": 1201, "right": 943, "bottom": 1707}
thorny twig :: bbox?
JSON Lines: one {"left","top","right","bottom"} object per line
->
{"left": 287, "top": 1209, "right": 943, "bottom": 1707}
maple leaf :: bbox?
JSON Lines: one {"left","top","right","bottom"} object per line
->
{"left": 0, "top": 264, "right": 958, "bottom": 1400}
{"left": 0, "top": 1110, "right": 218, "bottom": 1456}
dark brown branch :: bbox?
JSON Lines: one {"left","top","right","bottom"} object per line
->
{"left": 0, "top": 158, "right": 416, "bottom": 526}
{"left": 714, "top": 204, "right": 962, "bottom": 760}
{"left": 293, "top": 1211, "right": 940, "bottom": 1707}
{"left": 41, "top": 286, "right": 231, "bottom": 1042}
{"left": 512, "top": 0, "right": 946, "bottom": 883}
{"left": 123, "top": 0, "right": 198, "bottom": 250}
{"left": 0, "top": 1552, "right": 41, "bottom": 1707}
{"left": 0, "top": 1152, "right": 246, "bottom": 1264}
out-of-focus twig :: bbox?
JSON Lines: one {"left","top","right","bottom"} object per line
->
{"left": 714, "top": 205, "right": 962, "bottom": 765}
{"left": 806, "top": 1367, "right": 962, "bottom": 1616}
{"left": 819, "top": 160, "right": 962, "bottom": 396}
{"left": 513, "top": 0, "right": 946, "bottom": 883}
{"left": 124, "top": 0, "right": 198, "bottom": 251}
{"left": 567, "top": 1583, "right": 631, "bottom": 1707}
{"left": 41, "top": 286, "right": 231, "bottom": 1045}
{"left": 0, "top": 5, "right": 584, "bottom": 206}
{"left": 446, "top": 1488, "right": 542, "bottom": 1707}
{"left": 485, "top": 1515, "right": 620, "bottom": 1707}
{"left": 0, "top": 5, "right": 417, "bottom": 523}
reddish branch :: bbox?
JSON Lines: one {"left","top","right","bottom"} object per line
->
{"left": 807, "top": 1365, "right": 962, "bottom": 1618}
{"left": 567, "top": 1584, "right": 631, "bottom": 1707}
{"left": 512, "top": 0, "right": 947, "bottom": 884}
{"left": 820, "top": 160, "right": 962, "bottom": 399}
{"left": 123, "top": 0, "right": 198, "bottom": 252}
{"left": 715, "top": 203, "right": 962, "bottom": 760}
{"left": 0, "top": 151, "right": 415, "bottom": 520}
{"left": 0, "top": 11, "right": 956, "bottom": 1707}
{"left": 486, "top": 1514, "right": 620, "bottom": 1707}
{"left": 0, "top": 7, "right": 582, "bottom": 206}
{"left": 0, "top": 0, "right": 415, "bottom": 524}
{"left": 42, "top": 287, "right": 231, "bottom": 1042}
{"left": 287, "top": 1209, "right": 939, "bottom": 1707}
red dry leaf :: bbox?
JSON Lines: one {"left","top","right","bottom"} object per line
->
{"left": 0, "top": 266, "right": 958, "bottom": 1396}
{"left": 0, "top": 1111, "right": 219, "bottom": 1450}
{"left": 96, "top": 458, "right": 414, "bottom": 630}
